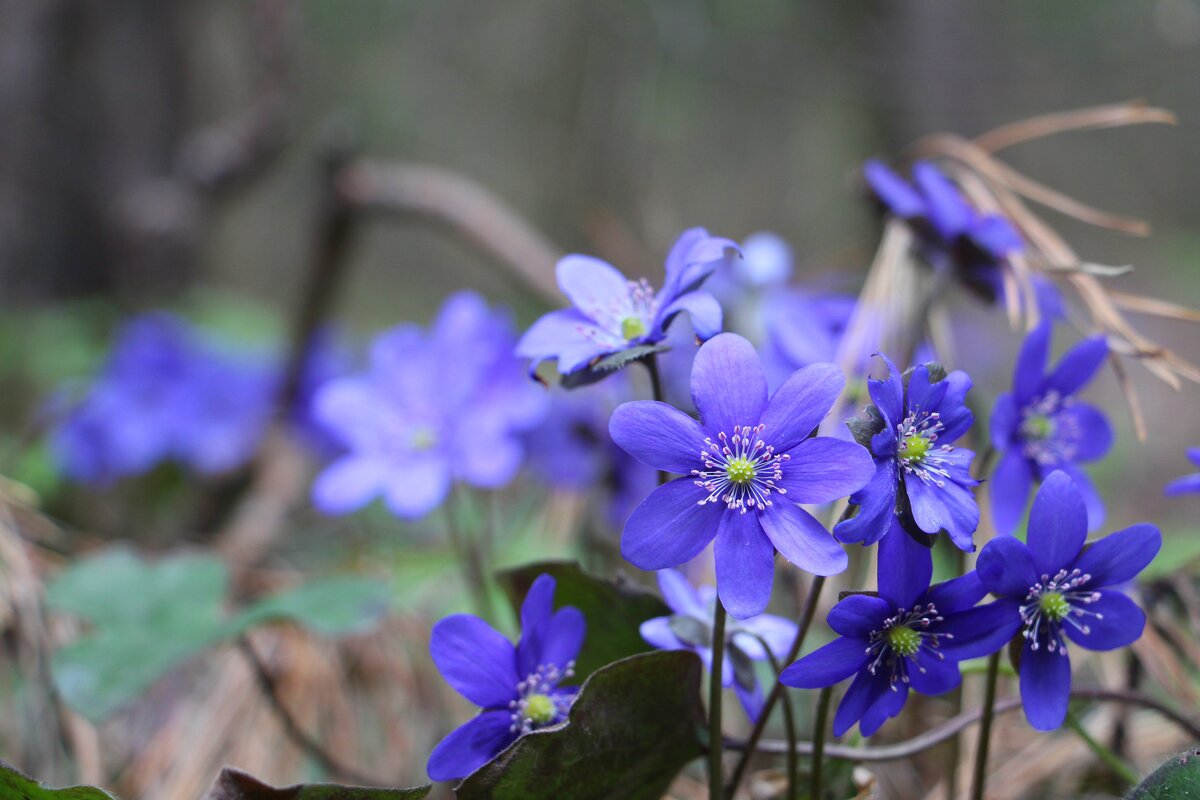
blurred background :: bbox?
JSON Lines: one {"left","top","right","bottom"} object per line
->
{"left": 2, "top": 2, "right": 1199, "bottom": 798}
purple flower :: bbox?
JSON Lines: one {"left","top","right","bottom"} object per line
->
{"left": 990, "top": 322, "right": 1111, "bottom": 535}
{"left": 639, "top": 569, "right": 798, "bottom": 721}
{"left": 609, "top": 333, "right": 875, "bottom": 618}
{"left": 761, "top": 289, "right": 857, "bottom": 388}
{"left": 835, "top": 356, "right": 979, "bottom": 551}
{"left": 312, "top": 292, "right": 546, "bottom": 519}
{"left": 516, "top": 228, "right": 738, "bottom": 383}
{"left": 1165, "top": 448, "right": 1200, "bottom": 496}
{"left": 780, "top": 524, "right": 1013, "bottom": 736}
{"left": 976, "top": 471, "right": 1160, "bottom": 731}
{"left": 427, "top": 574, "right": 585, "bottom": 781}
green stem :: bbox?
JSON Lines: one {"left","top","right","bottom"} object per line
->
{"left": 1065, "top": 710, "right": 1139, "bottom": 785}
{"left": 443, "top": 500, "right": 494, "bottom": 620}
{"left": 759, "top": 644, "right": 798, "bottom": 800}
{"left": 708, "top": 602, "right": 728, "bottom": 799}
{"left": 969, "top": 651, "right": 1002, "bottom": 800}
{"left": 810, "top": 686, "right": 833, "bottom": 800}
{"left": 642, "top": 355, "right": 669, "bottom": 485}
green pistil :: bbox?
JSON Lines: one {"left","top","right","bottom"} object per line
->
{"left": 899, "top": 433, "right": 932, "bottom": 463}
{"left": 1039, "top": 591, "right": 1070, "bottom": 622}
{"left": 410, "top": 425, "right": 437, "bottom": 451}
{"left": 887, "top": 626, "right": 921, "bottom": 657}
{"left": 1021, "top": 413, "right": 1054, "bottom": 441}
{"left": 620, "top": 316, "right": 648, "bottom": 341}
{"left": 725, "top": 456, "right": 756, "bottom": 485}
{"left": 525, "top": 693, "right": 556, "bottom": 725}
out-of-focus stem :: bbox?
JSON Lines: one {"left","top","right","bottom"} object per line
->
{"left": 969, "top": 651, "right": 1001, "bottom": 800}
{"left": 708, "top": 602, "right": 728, "bottom": 799}
{"left": 443, "top": 500, "right": 493, "bottom": 620}
{"left": 810, "top": 686, "right": 833, "bottom": 800}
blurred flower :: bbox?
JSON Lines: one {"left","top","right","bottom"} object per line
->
{"left": 49, "top": 312, "right": 274, "bottom": 484}
{"left": 427, "top": 574, "right": 585, "bottom": 781}
{"left": 990, "top": 322, "right": 1111, "bottom": 535}
{"left": 640, "top": 569, "right": 796, "bottom": 721}
{"left": 311, "top": 291, "right": 546, "bottom": 519}
{"left": 1164, "top": 448, "right": 1200, "bottom": 496}
{"left": 976, "top": 471, "right": 1159, "bottom": 731}
{"left": 760, "top": 289, "right": 857, "bottom": 388}
{"left": 781, "top": 523, "right": 1012, "bottom": 736}
{"left": 516, "top": 228, "right": 738, "bottom": 385}
{"left": 609, "top": 333, "right": 874, "bottom": 618}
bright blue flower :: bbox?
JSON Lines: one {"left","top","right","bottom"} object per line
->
{"left": 640, "top": 569, "right": 798, "bottom": 721}
{"left": 990, "top": 322, "right": 1111, "bottom": 535}
{"left": 609, "top": 333, "right": 875, "bottom": 618}
{"left": 1164, "top": 448, "right": 1200, "bottom": 496}
{"left": 976, "top": 471, "right": 1160, "bottom": 731}
{"left": 835, "top": 356, "right": 979, "bottom": 551}
{"left": 780, "top": 524, "right": 1013, "bottom": 736}
{"left": 311, "top": 291, "right": 546, "bottom": 519}
{"left": 427, "top": 574, "right": 586, "bottom": 781}
{"left": 516, "top": 228, "right": 738, "bottom": 383}
{"left": 49, "top": 312, "right": 274, "bottom": 484}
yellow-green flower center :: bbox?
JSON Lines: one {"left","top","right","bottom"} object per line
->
{"left": 887, "top": 626, "right": 921, "bottom": 657}
{"left": 1038, "top": 591, "right": 1070, "bottom": 622}
{"left": 620, "top": 316, "right": 648, "bottom": 341}
{"left": 524, "top": 693, "right": 556, "bottom": 725}
{"left": 410, "top": 425, "right": 438, "bottom": 451}
{"left": 725, "top": 456, "right": 756, "bottom": 485}
{"left": 1021, "top": 413, "right": 1054, "bottom": 441}
{"left": 899, "top": 433, "right": 932, "bottom": 463}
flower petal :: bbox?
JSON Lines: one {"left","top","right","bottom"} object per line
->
{"left": 430, "top": 615, "right": 518, "bottom": 708}
{"left": 1056, "top": 402, "right": 1112, "bottom": 463}
{"left": 1013, "top": 322, "right": 1052, "bottom": 406}
{"left": 780, "top": 637, "right": 869, "bottom": 689}
{"left": 312, "top": 455, "right": 388, "bottom": 514}
{"left": 904, "top": 466, "right": 980, "bottom": 551}
{"left": 859, "top": 676, "right": 908, "bottom": 736}
{"left": 516, "top": 309, "right": 619, "bottom": 373}
{"left": 905, "top": 364, "right": 949, "bottom": 418}
{"left": 427, "top": 709, "right": 516, "bottom": 782}
{"left": 1165, "top": 474, "right": 1200, "bottom": 496}
{"left": 759, "top": 501, "right": 848, "bottom": 577}
{"left": 658, "top": 290, "right": 723, "bottom": 341}
{"left": 913, "top": 161, "right": 971, "bottom": 240}
{"left": 1072, "top": 523, "right": 1161, "bottom": 589}
{"left": 832, "top": 670, "right": 886, "bottom": 736}
{"left": 383, "top": 457, "right": 452, "bottom": 519}
{"left": 864, "top": 160, "right": 924, "bottom": 219}
{"left": 937, "top": 600, "right": 1023, "bottom": 661}
{"left": 1063, "top": 590, "right": 1145, "bottom": 651}
{"left": 777, "top": 437, "right": 874, "bottom": 503}
{"left": 656, "top": 569, "right": 706, "bottom": 618}
{"left": 834, "top": 459, "right": 897, "bottom": 546}
{"left": 556, "top": 254, "right": 634, "bottom": 324}
{"left": 925, "top": 571, "right": 988, "bottom": 614}
{"left": 620, "top": 477, "right": 723, "bottom": 570}
{"left": 989, "top": 394, "right": 1019, "bottom": 452}
{"left": 608, "top": 400, "right": 706, "bottom": 474}
{"left": 867, "top": 355, "right": 904, "bottom": 425}
{"left": 827, "top": 594, "right": 890, "bottom": 638}
{"left": 313, "top": 378, "right": 386, "bottom": 451}
{"left": 640, "top": 616, "right": 685, "bottom": 651}
{"left": 1045, "top": 335, "right": 1108, "bottom": 398}
{"left": 908, "top": 651, "right": 961, "bottom": 696}
{"left": 1056, "top": 462, "right": 1105, "bottom": 533}
{"left": 976, "top": 536, "right": 1037, "bottom": 598}
{"left": 690, "top": 334, "right": 769, "bottom": 435}
{"left": 759, "top": 363, "right": 846, "bottom": 451}
{"left": 1026, "top": 470, "right": 1088, "bottom": 576}
{"left": 714, "top": 511, "right": 776, "bottom": 619}
{"left": 877, "top": 520, "right": 934, "bottom": 610}
{"left": 737, "top": 614, "right": 799, "bottom": 659}
{"left": 989, "top": 447, "right": 1033, "bottom": 536}
{"left": 733, "top": 677, "right": 766, "bottom": 723}
{"left": 662, "top": 228, "right": 738, "bottom": 298}
{"left": 1019, "top": 638, "right": 1071, "bottom": 731}
{"left": 540, "top": 607, "right": 587, "bottom": 668}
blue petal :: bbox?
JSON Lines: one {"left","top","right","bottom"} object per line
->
{"left": 759, "top": 501, "right": 849, "bottom": 577}
{"left": 555, "top": 254, "right": 634, "bottom": 325}
{"left": 937, "top": 600, "right": 1023, "bottom": 661}
{"left": 1045, "top": 335, "right": 1108, "bottom": 398}
{"left": 1057, "top": 462, "right": 1106, "bottom": 533}
{"left": 1056, "top": 402, "right": 1113, "bottom": 463}
{"left": 1026, "top": 470, "right": 1088, "bottom": 576}
{"left": 690, "top": 334, "right": 769, "bottom": 436}
{"left": 908, "top": 651, "right": 961, "bottom": 696}
{"left": 777, "top": 437, "right": 874, "bottom": 504}
{"left": 780, "top": 637, "right": 869, "bottom": 690}
{"left": 1072, "top": 524, "right": 1161, "bottom": 588}
{"left": 905, "top": 364, "right": 949, "bottom": 418}
{"left": 427, "top": 709, "right": 516, "bottom": 781}
{"left": 1165, "top": 473, "right": 1200, "bottom": 496}
{"left": 1019, "top": 638, "right": 1071, "bottom": 731}
{"left": 313, "top": 378, "right": 387, "bottom": 451}
{"left": 976, "top": 536, "right": 1037, "bottom": 598}
{"left": 1063, "top": 590, "right": 1144, "bottom": 651}
{"left": 620, "top": 477, "right": 723, "bottom": 570}
{"left": 714, "top": 511, "right": 776, "bottom": 619}
{"left": 904, "top": 463, "right": 980, "bottom": 551}
{"left": 656, "top": 569, "right": 706, "bottom": 618}
{"left": 989, "top": 394, "right": 1019, "bottom": 452}
{"left": 912, "top": 162, "right": 971, "bottom": 240}
{"left": 933, "top": 370, "right": 975, "bottom": 443}
{"left": 759, "top": 362, "right": 846, "bottom": 452}
{"left": 738, "top": 232, "right": 793, "bottom": 286}
{"left": 1013, "top": 322, "right": 1052, "bottom": 406}
{"left": 832, "top": 670, "right": 887, "bottom": 736}
{"left": 382, "top": 457, "right": 453, "bottom": 519}
{"left": 539, "top": 607, "right": 586, "bottom": 669}
{"left": 658, "top": 290, "right": 723, "bottom": 341}
{"left": 640, "top": 616, "right": 685, "bottom": 651}
{"left": 827, "top": 595, "right": 890, "bottom": 638}
{"left": 519, "top": 574, "right": 555, "bottom": 649}
{"left": 609, "top": 400, "right": 706, "bottom": 474}
{"left": 312, "top": 455, "right": 389, "bottom": 514}
{"left": 863, "top": 160, "right": 925, "bottom": 219}
{"left": 867, "top": 355, "right": 904, "bottom": 425}
{"left": 859, "top": 677, "right": 909, "bottom": 737}
{"left": 925, "top": 571, "right": 987, "bottom": 614}
{"left": 989, "top": 447, "right": 1033, "bottom": 536}
{"left": 834, "top": 459, "right": 898, "bottom": 546}
{"left": 516, "top": 308, "right": 619, "bottom": 373}
{"left": 968, "top": 214, "right": 1023, "bottom": 257}
{"left": 734, "top": 677, "right": 766, "bottom": 723}
{"left": 430, "top": 615, "right": 518, "bottom": 708}
{"left": 736, "top": 614, "right": 799, "bottom": 660}
{"left": 1190, "top": 448, "right": 1200, "bottom": 468}
{"left": 877, "top": 519, "right": 933, "bottom": 610}
{"left": 662, "top": 228, "right": 738, "bottom": 299}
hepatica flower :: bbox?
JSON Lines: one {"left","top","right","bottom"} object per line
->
{"left": 991, "top": 322, "right": 1111, "bottom": 534}
{"left": 835, "top": 356, "right": 979, "bottom": 550}
{"left": 517, "top": 227, "right": 738, "bottom": 384}
{"left": 976, "top": 471, "right": 1160, "bottom": 730}
{"left": 312, "top": 291, "right": 546, "bottom": 519}
{"left": 781, "top": 524, "right": 1012, "bottom": 736}
{"left": 610, "top": 333, "right": 875, "bottom": 618}
{"left": 1165, "top": 448, "right": 1200, "bottom": 496}
{"left": 428, "top": 574, "right": 585, "bottom": 781}
{"left": 640, "top": 569, "right": 798, "bottom": 720}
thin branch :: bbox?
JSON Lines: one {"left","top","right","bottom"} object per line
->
{"left": 972, "top": 101, "right": 1177, "bottom": 155}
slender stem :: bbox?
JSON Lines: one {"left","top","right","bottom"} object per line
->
{"left": 443, "top": 500, "right": 493, "bottom": 619}
{"left": 759, "top": 645, "right": 798, "bottom": 800}
{"left": 944, "top": 545, "right": 968, "bottom": 800}
{"left": 642, "top": 354, "right": 669, "bottom": 485}
{"left": 1064, "top": 711, "right": 1140, "bottom": 785}
{"left": 708, "top": 602, "right": 728, "bottom": 799}
{"left": 810, "top": 686, "right": 833, "bottom": 800}
{"left": 725, "top": 574, "right": 826, "bottom": 799}
{"left": 969, "top": 651, "right": 1002, "bottom": 800}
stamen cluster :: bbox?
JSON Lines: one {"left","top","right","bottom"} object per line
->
{"left": 865, "top": 603, "right": 950, "bottom": 691}
{"left": 1018, "top": 568, "right": 1101, "bottom": 655}
{"left": 693, "top": 424, "right": 789, "bottom": 513}
{"left": 508, "top": 661, "right": 576, "bottom": 734}
{"left": 896, "top": 411, "right": 953, "bottom": 487}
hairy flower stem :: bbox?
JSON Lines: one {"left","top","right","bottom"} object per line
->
{"left": 708, "top": 602, "right": 728, "bottom": 799}
{"left": 725, "top": 574, "right": 826, "bottom": 799}
{"left": 810, "top": 686, "right": 833, "bottom": 800}
{"left": 443, "top": 500, "right": 494, "bottom": 620}
{"left": 1065, "top": 711, "right": 1139, "bottom": 785}
{"left": 642, "top": 354, "right": 669, "bottom": 485}
{"left": 969, "top": 651, "right": 1002, "bottom": 800}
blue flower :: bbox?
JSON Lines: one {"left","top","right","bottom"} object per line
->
{"left": 516, "top": 228, "right": 738, "bottom": 383}
{"left": 427, "top": 574, "right": 586, "bottom": 781}
{"left": 609, "top": 333, "right": 875, "bottom": 618}
{"left": 761, "top": 289, "right": 857, "bottom": 387}
{"left": 639, "top": 569, "right": 798, "bottom": 721}
{"left": 1164, "top": 448, "right": 1200, "bottom": 496}
{"left": 835, "top": 356, "right": 979, "bottom": 550}
{"left": 976, "top": 471, "right": 1160, "bottom": 731}
{"left": 311, "top": 291, "right": 546, "bottom": 519}
{"left": 780, "top": 524, "right": 1013, "bottom": 736}
{"left": 990, "top": 322, "right": 1111, "bottom": 535}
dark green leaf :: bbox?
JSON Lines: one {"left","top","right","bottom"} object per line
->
{"left": 204, "top": 768, "right": 429, "bottom": 799}
{"left": 496, "top": 561, "right": 669, "bottom": 681}
{"left": 560, "top": 344, "right": 671, "bottom": 388}
{"left": 0, "top": 760, "right": 117, "bottom": 799}
{"left": 1126, "top": 748, "right": 1200, "bottom": 799}
{"left": 846, "top": 404, "right": 884, "bottom": 449}
{"left": 456, "top": 651, "right": 705, "bottom": 800}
